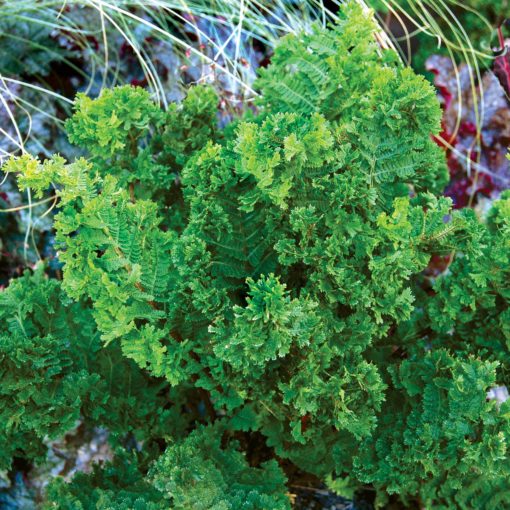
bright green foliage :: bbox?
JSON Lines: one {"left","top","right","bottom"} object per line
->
{"left": 0, "top": 266, "right": 100, "bottom": 470}
{"left": 157, "top": 84, "right": 219, "bottom": 174}
{"left": 65, "top": 84, "right": 218, "bottom": 196}
{"left": 5, "top": 154, "right": 181, "bottom": 381}
{"left": 426, "top": 191, "right": 510, "bottom": 375}
{"left": 212, "top": 274, "right": 322, "bottom": 374}
{"left": 46, "top": 424, "right": 290, "bottom": 509}
{"left": 2, "top": 2, "right": 510, "bottom": 508}
{"left": 354, "top": 350, "right": 510, "bottom": 509}
{"left": 0, "top": 265, "right": 183, "bottom": 471}
{"left": 149, "top": 423, "right": 290, "bottom": 510}
{"left": 255, "top": 2, "right": 448, "bottom": 195}
{"left": 45, "top": 451, "right": 165, "bottom": 510}
{"left": 66, "top": 86, "right": 162, "bottom": 159}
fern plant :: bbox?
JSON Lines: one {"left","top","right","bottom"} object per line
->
{"left": 0, "top": 264, "right": 188, "bottom": 473}
{"left": 3, "top": 2, "right": 510, "bottom": 508}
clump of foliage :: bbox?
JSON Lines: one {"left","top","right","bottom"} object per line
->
{"left": 0, "top": 266, "right": 100, "bottom": 469}
{"left": 44, "top": 450, "right": 164, "bottom": 510}
{"left": 355, "top": 350, "right": 510, "bottom": 508}
{"left": 2, "top": 3, "right": 510, "bottom": 508}
{"left": 427, "top": 190, "right": 510, "bottom": 368}
{"left": 45, "top": 424, "right": 290, "bottom": 510}
{"left": 149, "top": 423, "right": 291, "bottom": 509}
{"left": 0, "top": 264, "right": 186, "bottom": 473}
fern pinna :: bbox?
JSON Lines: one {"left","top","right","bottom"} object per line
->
{"left": 3, "top": 2, "right": 510, "bottom": 508}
